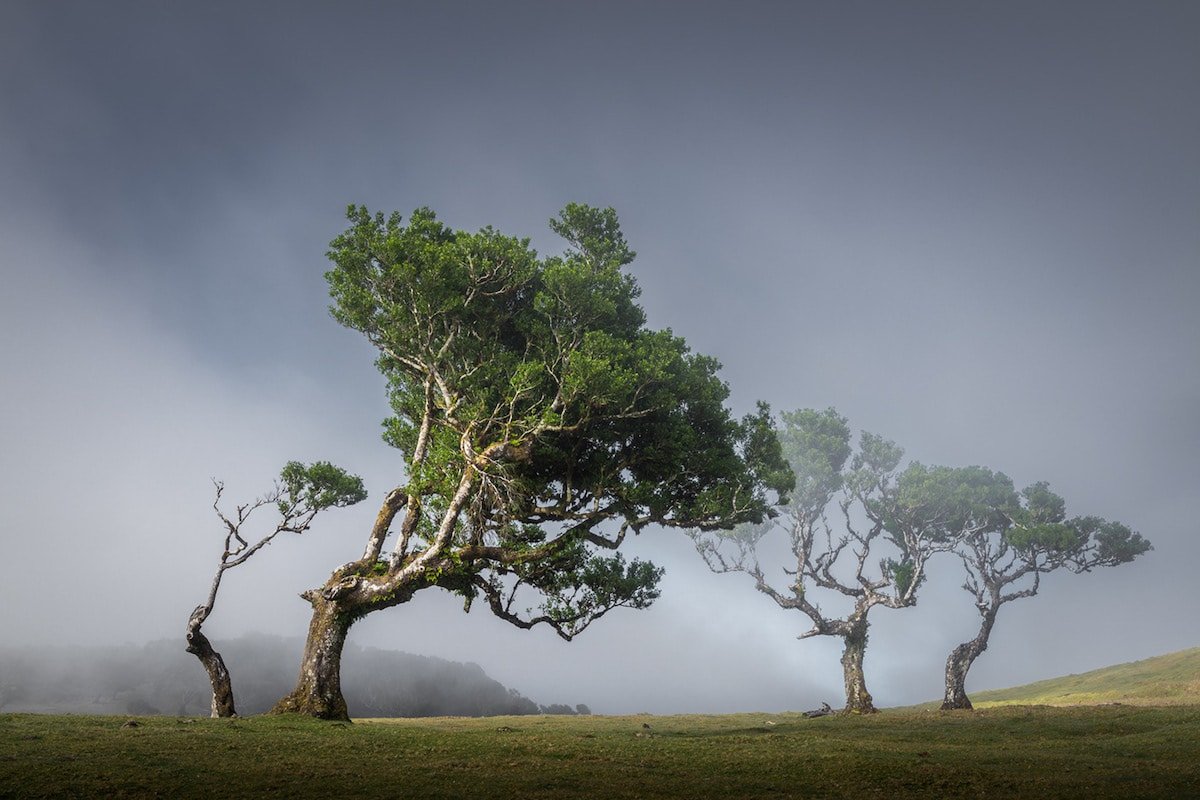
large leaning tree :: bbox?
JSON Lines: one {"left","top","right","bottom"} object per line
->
{"left": 941, "top": 480, "right": 1151, "bottom": 710}
{"left": 187, "top": 461, "right": 365, "bottom": 717}
{"left": 268, "top": 203, "right": 792, "bottom": 720}
{"left": 693, "top": 408, "right": 1010, "bottom": 713}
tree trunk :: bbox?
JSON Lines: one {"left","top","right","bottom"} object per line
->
{"left": 185, "top": 608, "right": 236, "bottom": 718}
{"left": 840, "top": 618, "right": 876, "bottom": 714}
{"left": 271, "top": 560, "right": 438, "bottom": 720}
{"left": 941, "top": 605, "right": 999, "bottom": 711}
{"left": 270, "top": 596, "right": 356, "bottom": 720}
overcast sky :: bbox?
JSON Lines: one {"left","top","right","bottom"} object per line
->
{"left": 1, "top": 1, "right": 1197, "bottom": 713}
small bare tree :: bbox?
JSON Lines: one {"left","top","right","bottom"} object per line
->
{"left": 186, "top": 461, "right": 365, "bottom": 717}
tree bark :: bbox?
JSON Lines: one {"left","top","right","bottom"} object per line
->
{"left": 941, "top": 605, "right": 998, "bottom": 711}
{"left": 184, "top": 607, "right": 237, "bottom": 718}
{"left": 840, "top": 617, "right": 876, "bottom": 714}
{"left": 270, "top": 595, "right": 356, "bottom": 720}
{"left": 272, "top": 469, "right": 475, "bottom": 720}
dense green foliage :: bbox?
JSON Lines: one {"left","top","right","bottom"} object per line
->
{"left": 999, "top": 481, "right": 1150, "bottom": 566}
{"left": 277, "top": 461, "right": 367, "bottom": 517}
{"left": 320, "top": 203, "right": 791, "bottom": 636}
{"left": 330, "top": 203, "right": 788, "bottom": 529}
{"left": 3, "top": 707, "right": 1198, "bottom": 799}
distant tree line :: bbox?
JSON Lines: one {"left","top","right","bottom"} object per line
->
{"left": 0, "top": 637, "right": 587, "bottom": 718}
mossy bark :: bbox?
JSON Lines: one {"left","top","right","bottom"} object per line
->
{"left": 941, "top": 606, "right": 999, "bottom": 711}
{"left": 271, "top": 564, "right": 432, "bottom": 720}
{"left": 270, "top": 597, "right": 356, "bottom": 720}
{"left": 841, "top": 617, "right": 876, "bottom": 714}
{"left": 184, "top": 610, "right": 237, "bottom": 718}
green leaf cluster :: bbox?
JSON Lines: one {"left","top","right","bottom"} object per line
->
{"left": 538, "top": 552, "right": 664, "bottom": 637}
{"left": 891, "top": 464, "right": 1015, "bottom": 548}
{"left": 777, "top": 407, "right": 849, "bottom": 519}
{"left": 326, "top": 203, "right": 787, "bottom": 527}
{"left": 1002, "top": 483, "right": 1151, "bottom": 566}
{"left": 278, "top": 461, "right": 367, "bottom": 515}
{"left": 881, "top": 558, "right": 917, "bottom": 597}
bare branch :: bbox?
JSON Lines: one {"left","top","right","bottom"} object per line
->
{"left": 470, "top": 573, "right": 629, "bottom": 642}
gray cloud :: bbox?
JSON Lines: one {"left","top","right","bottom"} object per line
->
{"left": 1, "top": 0, "right": 1196, "bottom": 712}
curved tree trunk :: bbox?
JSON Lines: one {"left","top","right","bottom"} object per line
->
{"left": 941, "top": 605, "right": 999, "bottom": 711}
{"left": 271, "top": 555, "right": 449, "bottom": 720}
{"left": 271, "top": 596, "right": 356, "bottom": 720}
{"left": 185, "top": 607, "right": 237, "bottom": 718}
{"left": 840, "top": 617, "right": 876, "bottom": 714}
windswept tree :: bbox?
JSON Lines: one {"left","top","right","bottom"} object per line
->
{"left": 267, "top": 204, "right": 791, "bottom": 720}
{"left": 187, "top": 462, "right": 365, "bottom": 717}
{"left": 693, "top": 409, "right": 1008, "bottom": 713}
{"left": 942, "top": 481, "right": 1151, "bottom": 710}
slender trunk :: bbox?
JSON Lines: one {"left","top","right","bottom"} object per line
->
{"left": 185, "top": 607, "right": 236, "bottom": 718}
{"left": 941, "top": 605, "right": 999, "bottom": 711}
{"left": 270, "top": 596, "right": 356, "bottom": 720}
{"left": 840, "top": 617, "right": 876, "bottom": 714}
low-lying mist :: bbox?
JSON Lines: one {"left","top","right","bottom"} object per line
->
{"left": 0, "top": 635, "right": 590, "bottom": 718}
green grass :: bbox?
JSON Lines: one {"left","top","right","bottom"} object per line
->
{"left": 966, "top": 647, "right": 1200, "bottom": 708}
{"left": 2, "top": 707, "right": 1198, "bottom": 799}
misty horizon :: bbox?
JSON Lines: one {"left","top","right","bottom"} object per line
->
{"left": 0, "top": 634, "right": 591, "bottom": 718}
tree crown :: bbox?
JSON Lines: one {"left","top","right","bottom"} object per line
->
{"left": 326, "top": 204, "right": 789, "bottom": 531}
{"left": 322, "top": 203, "right": 791, "bottom": 637}
{"left": 278, "top": 461, "right": 367, "bottom": 516}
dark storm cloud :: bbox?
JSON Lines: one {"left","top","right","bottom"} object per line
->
{"left": 1, "top": 1, "right": 1197, "bottom": 711}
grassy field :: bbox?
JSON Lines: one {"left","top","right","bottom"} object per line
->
{"left": 965, "top": 647, "right": 1200, "bottom": 708}
{"left": 2, "top": 706, "right": 1198, "bottom": 799}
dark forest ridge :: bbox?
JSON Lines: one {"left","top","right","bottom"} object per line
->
{"left": 0, "top": 636, "right": 587, "bottom": 718}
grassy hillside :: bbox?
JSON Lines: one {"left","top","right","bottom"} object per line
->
{"left": 2, "top": 707, "right": 1199, "bottom": 799}
{"left": 968, "top": 647, "right": 1200, "bottom": 708}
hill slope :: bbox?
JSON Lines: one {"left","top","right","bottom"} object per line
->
{"left": 968, "top": 646, "right": 1200, "bottom": 707}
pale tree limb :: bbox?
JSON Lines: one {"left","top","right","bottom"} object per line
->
{"left": 189, "top": 464, "right": 364, "bottom": 718}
